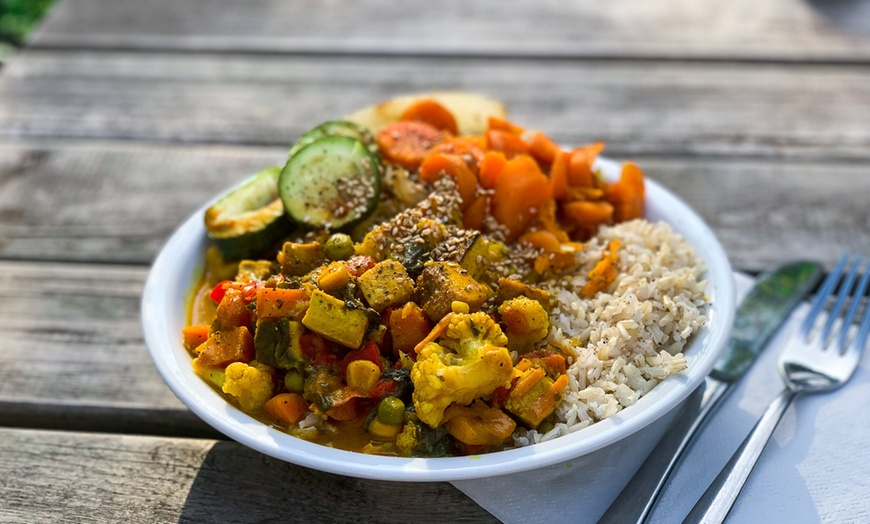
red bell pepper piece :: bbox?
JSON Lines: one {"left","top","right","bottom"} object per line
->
{"left": 209, "top": 280, "right": 231, "bottom": 303}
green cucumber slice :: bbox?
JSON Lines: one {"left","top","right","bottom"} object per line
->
{"left": 279, "top": 136, "right": 381, "bottom": 230}
{"left": 204, "top": 166, "right": 292, "bottom": 260}
{"left": 288, "top": 120, "right": 377, "bottom": 160}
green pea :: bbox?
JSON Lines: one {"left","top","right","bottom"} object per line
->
{"left": 324, "top": 233, "right": 354, "bottom": 261}
{"left": 376, "top": 397, "right": 406, "bottom": 426}
{"left": 284, "top": 369, "right": 305, "bottom": 392}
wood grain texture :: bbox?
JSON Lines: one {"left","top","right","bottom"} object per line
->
{"left": 31, "top": 0, "right": 870, "bottom": 63}
{"left": 1, "top": 51, "right": 869, "bottom": 160}
{"left": 0, "top": 428, "right": 497, "bottom": 523}
{"left": 0, "top": 141, "right": 867, "bottom": 270}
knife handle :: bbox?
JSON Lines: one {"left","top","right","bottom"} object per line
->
{"left": 682, "top": 388, "right": 796, "bottom": 524}
{"left": 597, "top": 377, "right": 730, "bottom": 524}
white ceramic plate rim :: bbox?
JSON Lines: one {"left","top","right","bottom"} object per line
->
{"left": 142, "top": 157, "right": 735, "bottom": 482}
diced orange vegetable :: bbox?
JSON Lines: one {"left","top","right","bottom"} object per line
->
{"left": 487, "top": 116, "right": 524, "bottom": 135}
{"left": 256, "top": 287, "right": 310, "bottom": 321}
{"left": 528, "top": 131, "right": 561, "bottom": 165}
{"left": 432, "top": 136, "right": 487, "bottom": 169}
{"left": 563, "top": 201, "right": 614, "bottom": 227}
{"left": 518, "top": 230, "right": 562, "bottom": 253}
{"left": 537, "top": 199, "right": 570, "bottom": 242}
{"left": 263, "top": 393, "right": 309, "bottom": 425}
{"left": 443, "top": 401, "right": 517, "bottom": 446}
{"left": 325, "top": 388, "right": 367, "bottom": 421}
{"left": 317, "top": 262, "right": 352, "bottom": 293}
{"left": 399, "top": 98, "right": 458, "bottom": 134}
{"left": 486, "top": 129, "right": 530, "bottom": 159}
{"left": 567, "top": 142, "right": 605, "bottom": 187}
{"left": 608, "top": 162, "right": 645, "bottom": 222}
{"left": 194, "top": 326, "right": 255, "bottom": 368}
{"left": 479, "top": 150, "right": 507, "bottom": 189}
{"left": 419, "top": 153, "right": 477, "bottom": 210}
{"left": 182, "top": 325, "right": 210, "bottom": 351}
{"left": 215, "top": 289, "right": 251, "bottom": 329}
{"left": 581, "top": 240, "right": 621, "bottom": 297}
{"left": 376, "top": 121, "right": 446, "bottom": 170}
{"left": 462, "top": 195, "right": 489, "bottom": 232}
{"left": 548, "top": 150, "right": 570, "bottom": 201}
{"left": 388, "top": 302, "right": 433, "bottom": 354}
{"left": 491, "top": 155, "right": 551, "bottom": 242}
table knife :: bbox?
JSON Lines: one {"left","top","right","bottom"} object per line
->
{"left": 598, "top": 261, "right": 823, "bottom": 524}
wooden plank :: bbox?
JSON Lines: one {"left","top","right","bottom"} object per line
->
{"left": 32, "top": 0, "right": 870, "bottom": 63}
{"left": 0, "top": 260, "right": 222, "bottom": 436}
{"left": 0, "top": 141, "right": 867, "bottom": 269}
{"left": 1, "top": 51, "right": 869, "bottom": 159}
{"left": 0, "top": 427, "right": 497, "bottom": 523}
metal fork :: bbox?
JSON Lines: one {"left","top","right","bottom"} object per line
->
{"left": 684, "top": 254, "right": 870, "bottom": 524}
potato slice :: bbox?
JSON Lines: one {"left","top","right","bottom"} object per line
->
{"left": 344, "top": 92, "right": 507, "bottom": 137}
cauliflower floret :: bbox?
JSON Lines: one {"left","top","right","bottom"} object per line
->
{"left": 498, "top": 296, "right": 550, "bottom": 353}
{"left": 222, "top": 361, "right": 275, "bottom": 411}
{"left": 411, "top": 312, "right": 513, "bottom": 427}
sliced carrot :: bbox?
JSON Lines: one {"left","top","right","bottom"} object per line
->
{"left": 479, "top": 150, "right": 507, "bottom": 189}
{"left": 399, "top": 98, "right": 458, "bottom": 134}
{"left": 487, "top": 116, "right": 525, "bottom": 135}
{"left": 263, "top": 393, "right": 309, "bottom": 425}
{"left": 419, "top": 153, "right": 477, "bottom": 210}
{"left": 563, "top": 200, "right": 614, "bottom": 227}
{"left": 486, "top": 129, "right": 530, "bottom": 159}
{"left": 443, "top": 401, "right": 517, "bottom": 446}
{"left": 182, "top": 325, "right": 210, "bottom": 351}
{"left": 376, "top": 121, "right": 446, "bottom": 170}
{"left": 567, "top": 142, "right": 605, "bottom": 187}
{"left": 518, "top": 230, "right": 562, "bottom": 253}
{"left": 607, "top": 162, "right": 645, "bottom": 222}
{"left": 388, "top": 302, "right": 432, "bottom": 354}
{"left": 462, "top": 195, "right": 489, "bottom": 231}
{"left": 528, "top": 131, "right": 561, "bottom": 166}
{"left": 256, "top": 287, "right": 310, "bottom": 321}
{"left": 548, "top": 150, "right": 570, "bottom": 201}
{"left": 537, "top": 199, "right": 570, "bottom": 242}
{"left": 491, "top": 155, "right": 550, "bottom": 242}
{"left": 433, "top": 136, "right": 487, "bottom": 168}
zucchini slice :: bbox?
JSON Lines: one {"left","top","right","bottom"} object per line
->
{"left": 279, "top": 136, "right": 381, "bottom": 230}
{"left": 204, "top": 167, "right": 292, "bottom": 260}
{"left": 288, "top": 120, "right": 377, "bottom": 160}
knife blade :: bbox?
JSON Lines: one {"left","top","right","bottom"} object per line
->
{"left": 597, "top": 261, "right": 823, "bottom": 524}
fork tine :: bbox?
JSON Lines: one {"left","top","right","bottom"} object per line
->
{"left": 838, "top": 256, "right": 870, "bottom": 351}
{"left": 851, "top": 258, "right": 870, "bottom": 353}
{"left": 803, "top": 254, "right": 850, "bottom": 338}
{"left": 822, "top": 255, "right": 861, "bottom": 345}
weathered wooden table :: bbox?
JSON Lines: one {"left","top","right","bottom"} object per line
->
{"left": 1, "top": 0, "right": 868, "bottom": 522}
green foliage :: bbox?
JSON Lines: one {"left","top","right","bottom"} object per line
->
{"left": 0, "top": 0, "right": 55, "bottom": 45}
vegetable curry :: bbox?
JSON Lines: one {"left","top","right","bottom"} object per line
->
{"left": 183, "top": 95, "right": 645, "bottom": 457}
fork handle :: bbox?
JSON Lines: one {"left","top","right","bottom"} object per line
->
{"left": 682, "top": 388, "right": 796, "bottom": 524}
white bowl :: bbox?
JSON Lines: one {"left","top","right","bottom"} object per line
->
{"left": 142, "top": 157, "right": 735, "bottom": 483}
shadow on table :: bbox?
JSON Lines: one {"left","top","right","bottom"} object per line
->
{"left": 805, "top": 0, "right": 870, "bottom": 34}
{"left": 178, "top": 441, "right": 499, "bottom": 524}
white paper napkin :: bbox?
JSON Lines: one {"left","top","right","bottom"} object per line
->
{"left": 452, "top": 272, "right": 870, "bottom": 523}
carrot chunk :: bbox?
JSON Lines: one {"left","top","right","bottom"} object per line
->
{"left": 528, "top": 131, "right": 561, "bottom": 166}
{"left": 608, "top": 162, "right": 646, "bottom": 222}
{"left": 399, "top": 99, "right": 458, "bottom": 134}
{"left": 479, "top": 150, "right": 507, "bottom": 189}
{"left": 487, "top": 116, "right": 525, "bottom": 135}
{"left": 419, "top": 153, "right": 478, "bottom": 210}
{"left": 263, "top": 393, "right": 309, "bottom": 425}
{"left": 182, "top": 325, "right": 210, "bottom": 351}
{"left": 486, "top": 129, "right": 530, "bottom": 159}
{"left": 491, "top": 155, "right": 550, "bottom": 242}
{"left": 548, "top": 150, "right": 570, "bottom": 201}
{"left": 462, "top": 195, "right": 489, "bottom": 231}
{"left": 563, "top": 201, "right": 614, "bottom": 227}
{"left": 376, "top": 121, "right": 446, "bottom": 170}
{"left": 567, "top": 142, "right": 605, "bottom": 187}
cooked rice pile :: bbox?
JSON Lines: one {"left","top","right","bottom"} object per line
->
{"left": 514, "top": 219, "right": 708, "bottom": 446}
